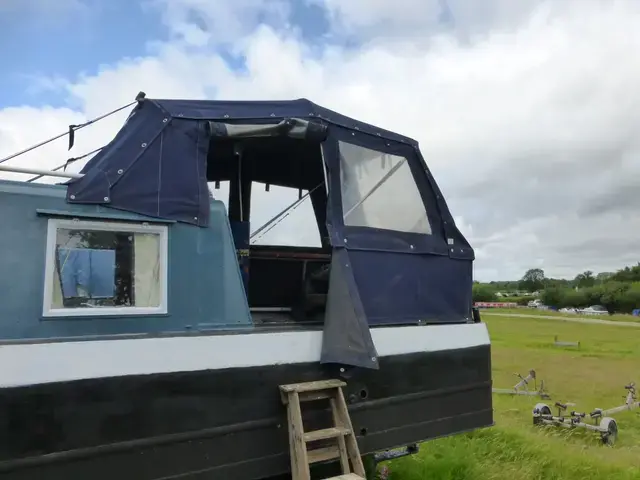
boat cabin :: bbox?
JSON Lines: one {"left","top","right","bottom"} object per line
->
{"left": 0, "top": 95, "right": 476, "bottom": 370}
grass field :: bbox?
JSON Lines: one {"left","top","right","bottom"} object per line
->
{"left": 380, "top": 314, "right": 640, "bottom": 480}
{"left": 486, "top": 307, "right": 640, "bottom": 323}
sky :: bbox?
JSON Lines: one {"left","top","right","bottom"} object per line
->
{"left": 1, "top": 0, "right": 639, "bottom": 281}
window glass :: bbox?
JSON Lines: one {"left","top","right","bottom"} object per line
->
{"left": 339, "top": 142, "right": 432, "bottom": 234}
{"left": 250, "top": 182, "right": 322, "bottom": 247}
{"left": 50, "top": 225, "right": 163, "bottom": 311}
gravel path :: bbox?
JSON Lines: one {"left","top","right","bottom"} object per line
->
{"left": 482, "top": 311, "right": 640, "bottom": 328}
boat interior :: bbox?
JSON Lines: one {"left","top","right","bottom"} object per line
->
{"left": 207, "top": 135, "right": 331, "bottom": 326}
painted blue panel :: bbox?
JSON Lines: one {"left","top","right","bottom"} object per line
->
{"left": 230, "top": 220, "right": 250, "bottom": 297}
{"left": 36, "top": 208, "right": 176, "bottom": 223}
{"left": 0, "top": 179, "right": 252, "bottom": 341}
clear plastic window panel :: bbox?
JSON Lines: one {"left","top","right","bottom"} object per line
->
{"left": 51, "top": 228, "right": 162, "bottom": 310}
{"left": 339, "top": 141, "right": 432, "bottom": 234}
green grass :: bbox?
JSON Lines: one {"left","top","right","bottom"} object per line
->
{"left": 380, "top": 315, "right": 640, "bottom": 480}
{"left": 484, "top": 307, "right": 640, "bottom": 323}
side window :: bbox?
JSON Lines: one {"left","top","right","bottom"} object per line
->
{"left": 339, "top": 141, "right": 432, "bottom": 234}
{"left": 43, "top": 219, "right": 168, "bottom": 317}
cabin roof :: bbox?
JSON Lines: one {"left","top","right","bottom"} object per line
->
{"left": 63, "top": 95, "right": 429, "bottom": 227}
{"left": 147, "top": 97, "right": 419, "bottom": 146}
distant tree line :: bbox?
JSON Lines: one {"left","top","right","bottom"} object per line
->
{"left": 473, "top": 263, "right": 640, "bottom": 313}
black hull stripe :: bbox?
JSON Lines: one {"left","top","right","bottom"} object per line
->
{"left": 0, "top": 346, "right": 493, "bottom": 479}
{"left": 0, "top": 380, "right": 491, "bottom": 472}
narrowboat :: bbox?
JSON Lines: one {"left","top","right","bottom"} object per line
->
{"left": 0, "top": 94, "right": 492, "bottom": 479}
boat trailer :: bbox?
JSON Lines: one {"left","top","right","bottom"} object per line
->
{"left": 532, "top": 382, "right": 638, "bottom": 445}
{"left": 492, "top": 369, "right": 551, "bottom": 399}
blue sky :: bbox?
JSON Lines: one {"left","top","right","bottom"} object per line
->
{"left": 0, "top": 0, "right": 467, "bottom": 109}
{"left": 2, "top": 0, "right": 639, "bottom": 280}
{"left": 0, "top": 0, "right": 332, "bottom": 108}
{"left": 1, "top": 1, "right": 148, "bottom": 106}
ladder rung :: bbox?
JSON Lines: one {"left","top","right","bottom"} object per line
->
{"left": 280, "top": 379, "right": 346, "bottom": 393}
{"left": 279, "top": 389, "right": 333, "bottom": 405}
{"left": 299, "top": 390, "right": 333, "bottom": 402}
{"left": 304, "top": 427, "right": 351, "bottom": 443}
{"left": 325, "top": 475, "right": 364, "bottom": 480}
{"left": 307, "top": 445, "right": 340, "bottom": 464}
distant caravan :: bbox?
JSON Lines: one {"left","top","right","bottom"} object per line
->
{"left": 0, "top": 94, "right": 492, "bottom": 479}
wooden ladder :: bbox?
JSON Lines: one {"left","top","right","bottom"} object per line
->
{"left": 279, "top": 379, "right": 366, "bottom": 480}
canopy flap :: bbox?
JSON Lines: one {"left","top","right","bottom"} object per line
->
{"left": 208, "top": 117, "right": 328, "bottom": 143}
{"left": 321, "top": 249, "right": 379, "bottom": 369}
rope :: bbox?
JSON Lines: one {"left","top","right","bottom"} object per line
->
{"left": 25, "top": 145, "right": 104, "bottom": 183}
{"left": 0, "top": 95, "right": 143, "bottom": 166}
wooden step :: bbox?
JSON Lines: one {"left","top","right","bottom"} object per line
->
{"left": 304, "top": 427, "right": 351, "bottom": 443}
{"left": 307, "top": 445, "right": 340, "bottom": 464}
{"left": 281, "top": 389, "right": 334, "bottom": 405}
{"left": 325, "top": 475, "right": 364, "bottom": 480}
{"left": 280, "top": 379, "right": 346, "bottom": 393}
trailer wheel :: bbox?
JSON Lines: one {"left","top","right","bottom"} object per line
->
{"left": 600, "top": 417, "right": 618, "bottom": 446}
{"left": 533, "top": 403, "right": 551, "bottom": 425}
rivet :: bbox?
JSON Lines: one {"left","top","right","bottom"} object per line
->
{"left": 309, "top": 112, "right": 314, "bottom": 116}
{"left": 344, "top": 238, "right": 348, "bottom": 243}
{"left": 117, "top": 169, "right": 123, "bottom": 174}
{"left": 377, "top": 133, "right": 381, "bottom": 136}
{"left": 141, "top": 143, "right": 147, "bottom": 148}
{"left": 410, "top": 245, "right": 414, "bottom": 249}
{"left": 351, "top": 132, "right": 355, "bottom": 136}
{"left": 340, "top": 367, "right": 345, "bottom": 372}
{"left": 371, "top": 357, "right": 377, "bottom": 362}
{"left": 194, "top": 217, "right": 198, "bottom": 221}
{"left": 178, "top": 113, "right": 184, "bottom": 117}
{"left": 104, "top": 197, "right": 109, "bottom": 201}
{"left": 270, "top": 113, "right": 275, "bottom": 117}
{"left": 70, "top": 195, "right": 76, "bottom": 200}
{"left": 354, "top": 126, "right": 359, "bottom": 130}
{"left": 163, "top": 118, "right": 168, "bottom": 123}
{"left": 223, "top": 114, "right": 229, "bottom": 118}
{"left": 451, "top": 248, "right": 454, "bottom": 252}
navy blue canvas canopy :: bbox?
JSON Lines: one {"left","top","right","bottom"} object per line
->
{"left": 66, "top": 96, "right": 475, "bottom": 370}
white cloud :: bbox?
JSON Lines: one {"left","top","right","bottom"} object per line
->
{"left": 2, "top": 0, "right": 640, "bottom": 281}
{"left": 151, "top": 0, "right": 292, "bottom": 46}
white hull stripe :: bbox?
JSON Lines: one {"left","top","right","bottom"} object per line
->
{"left": 0, "top": 324, "right": 490, "bottom": 388}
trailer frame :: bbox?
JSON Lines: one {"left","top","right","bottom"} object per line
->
{"left": 492, "top": 369, "right": 551, "bottom": 399}
{"left": 532, "top": 382, "right": 638, "bottom": 446}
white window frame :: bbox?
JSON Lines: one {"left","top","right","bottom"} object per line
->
{"left": 42, "top": 218, "right": 169, "bottom": 318}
